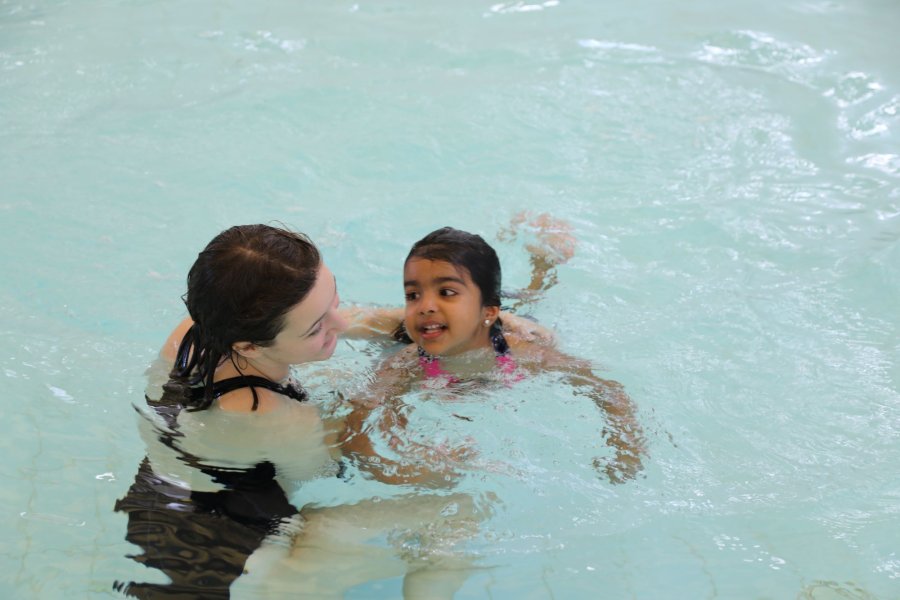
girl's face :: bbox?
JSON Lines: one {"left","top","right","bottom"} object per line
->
{"left": 252, "top": 263, "right": 348, "bottom": 369}
{"left": 403, "top": 258, "right": 499, "bottom": 357}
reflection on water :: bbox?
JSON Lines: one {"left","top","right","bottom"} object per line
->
{"left": 115, "top": 458, "right": 299, "bottom": 597}
{"left": 113, "top": 380, "right": 305, "bottom": 598}
{"left": 113, "top": 360, "right": 490, "bottom": 598}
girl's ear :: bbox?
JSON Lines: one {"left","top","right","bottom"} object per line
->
{"left": 232, "top": 341, "right": 262, "bottom": 358}
{"left": 482, "top": 305, "right": 501, "bottom": 326}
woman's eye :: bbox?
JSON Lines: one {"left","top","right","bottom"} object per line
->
{"left": 306, "top": 324, "right": 323, "bottom": 337}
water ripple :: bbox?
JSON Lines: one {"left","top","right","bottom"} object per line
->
{"left": 693, "top": 29, "right": 828, "bottom": 75}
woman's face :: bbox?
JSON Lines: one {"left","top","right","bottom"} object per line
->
{"left": 255, "top": 263, "right": 348, "bottom": 367}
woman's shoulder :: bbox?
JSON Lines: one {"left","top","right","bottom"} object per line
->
{"left": 161, "top": 316, "right": 194, "bottom": 363}
{"left": 214, "top": 380, "right": 312, "bottom": 415}
{"left": 216, "top": 386, "right": 282, "bottom": 413}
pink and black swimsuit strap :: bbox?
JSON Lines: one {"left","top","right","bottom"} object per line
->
{"left": 417, "top": 329, "right": 517, "bottom": 377}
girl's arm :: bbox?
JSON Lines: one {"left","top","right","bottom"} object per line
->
{"left": 519, "top": 212, "right": 576, "bottom": 294}
{"left": 338, "top": 349, "right": 472, "bottom": 487}
{"left": 498, "top": 212, "right": 577, "bottom": 310}
{"left": 339, "top": 212, "right": 574, "bottom": 342}
{"left": 339, "top": 404, "right": 467, "bottom": 488}
{"left": 524, "top": 343, "right": 646, "bottom": 483}
{"left": 572, "top": 369, "right": 645, "bottom": 484}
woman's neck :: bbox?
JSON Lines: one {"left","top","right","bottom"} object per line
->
{"left": 216, "top": 356, "right": 291, "bottom": 383}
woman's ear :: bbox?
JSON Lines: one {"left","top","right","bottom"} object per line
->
{"left": 232, "top": 341, "right": 261, "bottom": 358}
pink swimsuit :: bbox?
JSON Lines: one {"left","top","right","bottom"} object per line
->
{"left": 417, "top": 331, "right": 523, "bottom": 386}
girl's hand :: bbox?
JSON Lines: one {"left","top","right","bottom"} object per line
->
{"left": 499, "top": 211, "right": 578, "bottom": 308}
{"left": 500, "top": 211, "right": 577, "bottom": 266}
{"left": 594, "top": 449, "right": 643, "bottom": 484}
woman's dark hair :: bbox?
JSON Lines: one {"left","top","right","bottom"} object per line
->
{"left": 172, "top": 224, "right": 321, "bottom": 410}
{"left": 394, "top": 227, "right": 503, "bottom": 345}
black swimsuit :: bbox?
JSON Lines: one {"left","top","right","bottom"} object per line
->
{"left": 115, "top": 376, "right": 308, "bottom": 599}
{"left": 189, "top": 375, "right": 308, "bottom": 410}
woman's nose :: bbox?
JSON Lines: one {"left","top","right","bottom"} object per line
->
{"left": 330, "top": 307, "right": 350, "bottom": 333}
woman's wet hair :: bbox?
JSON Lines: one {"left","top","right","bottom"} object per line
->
{"left": 172, "top": 224, "right": 320, "bottom": 410}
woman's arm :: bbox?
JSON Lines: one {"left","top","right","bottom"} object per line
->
{"left": 338, "top": 305, "right": 405, "bottom": 339}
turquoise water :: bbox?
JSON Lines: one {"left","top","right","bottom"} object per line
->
{"left": 2, "top": 0, "right": 899, "bottom": 598}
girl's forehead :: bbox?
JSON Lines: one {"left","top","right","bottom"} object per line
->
{"left": 404, "top": 258, "right": 473, "bottom": 283}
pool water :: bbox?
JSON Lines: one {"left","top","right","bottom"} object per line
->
{"left": 1, "top": 0, "right": 898, "bottom": 598}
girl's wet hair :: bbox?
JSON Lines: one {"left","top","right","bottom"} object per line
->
{"left": 172, "top": 224, "right": 320, "bottom": 410}
{"left": 405, "top": 227, "right": 502, "bottom": 307}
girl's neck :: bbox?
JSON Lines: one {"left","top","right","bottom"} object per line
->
{"left": 433, "top": 346, "right": 495, "bottom": 370}
{"left": 417, "top": 328, "right": 521, "bottom": 385}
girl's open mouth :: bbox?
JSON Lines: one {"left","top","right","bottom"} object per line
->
{"left": 419, "top": 323, "right": 446, "bottom": 340}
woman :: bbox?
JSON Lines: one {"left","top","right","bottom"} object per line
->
{"left": 115, "top": 224, "right": 350, "bottom": 597}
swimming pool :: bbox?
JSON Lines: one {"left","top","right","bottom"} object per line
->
{"left": 2, "top": 0, "right": 898, "bottom": 597}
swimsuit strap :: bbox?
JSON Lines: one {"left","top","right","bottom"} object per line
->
{"left": 417, "top": 347, "right": 461, "bottom": 383}
{"left": 173, "top": 322, "right": 203, "bottom": 379}
{"left": 490, "top": 330, "right": 522, "bottom": 381}
{"left": 189, "top": 375, "right": 307, "bottom": 410}
{"left": 490, "top": 328, "right": 511, "bottom": 356}
{"left": 417, "top": 329, "right": 521, "bottom": 383}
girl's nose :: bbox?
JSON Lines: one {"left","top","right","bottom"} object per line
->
{"left": 418, "top": 292, "right": 437, "bottom": 314}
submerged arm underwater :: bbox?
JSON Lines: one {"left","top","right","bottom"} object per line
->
{"left": 537, "top": 347, "right": 646, "bottom": 483}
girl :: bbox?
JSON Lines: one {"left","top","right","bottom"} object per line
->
{"left": 344, "top": 218, "right": 646, "bottom": 484}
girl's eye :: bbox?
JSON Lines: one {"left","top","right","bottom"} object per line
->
{"left": 306, "top": 323, "right": 323, "bottom": 338}
{"left": 440, "top": 288, "right": 458, "bottom": 297}
{"left": 405, "top": 291, "right": 419, "bottom": 301}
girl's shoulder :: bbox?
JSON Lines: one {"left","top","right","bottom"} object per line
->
{"left": 501, "top": 314, "right": 556, "bottom": 347}
{"left": 505, "top": 328, "right": 592, "bottom": 372}
{"left": 505, "top": 335, "right": 549, "bottom": 365}
{"left": 386, "top": 344, "right": 421, "bottom": 373}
